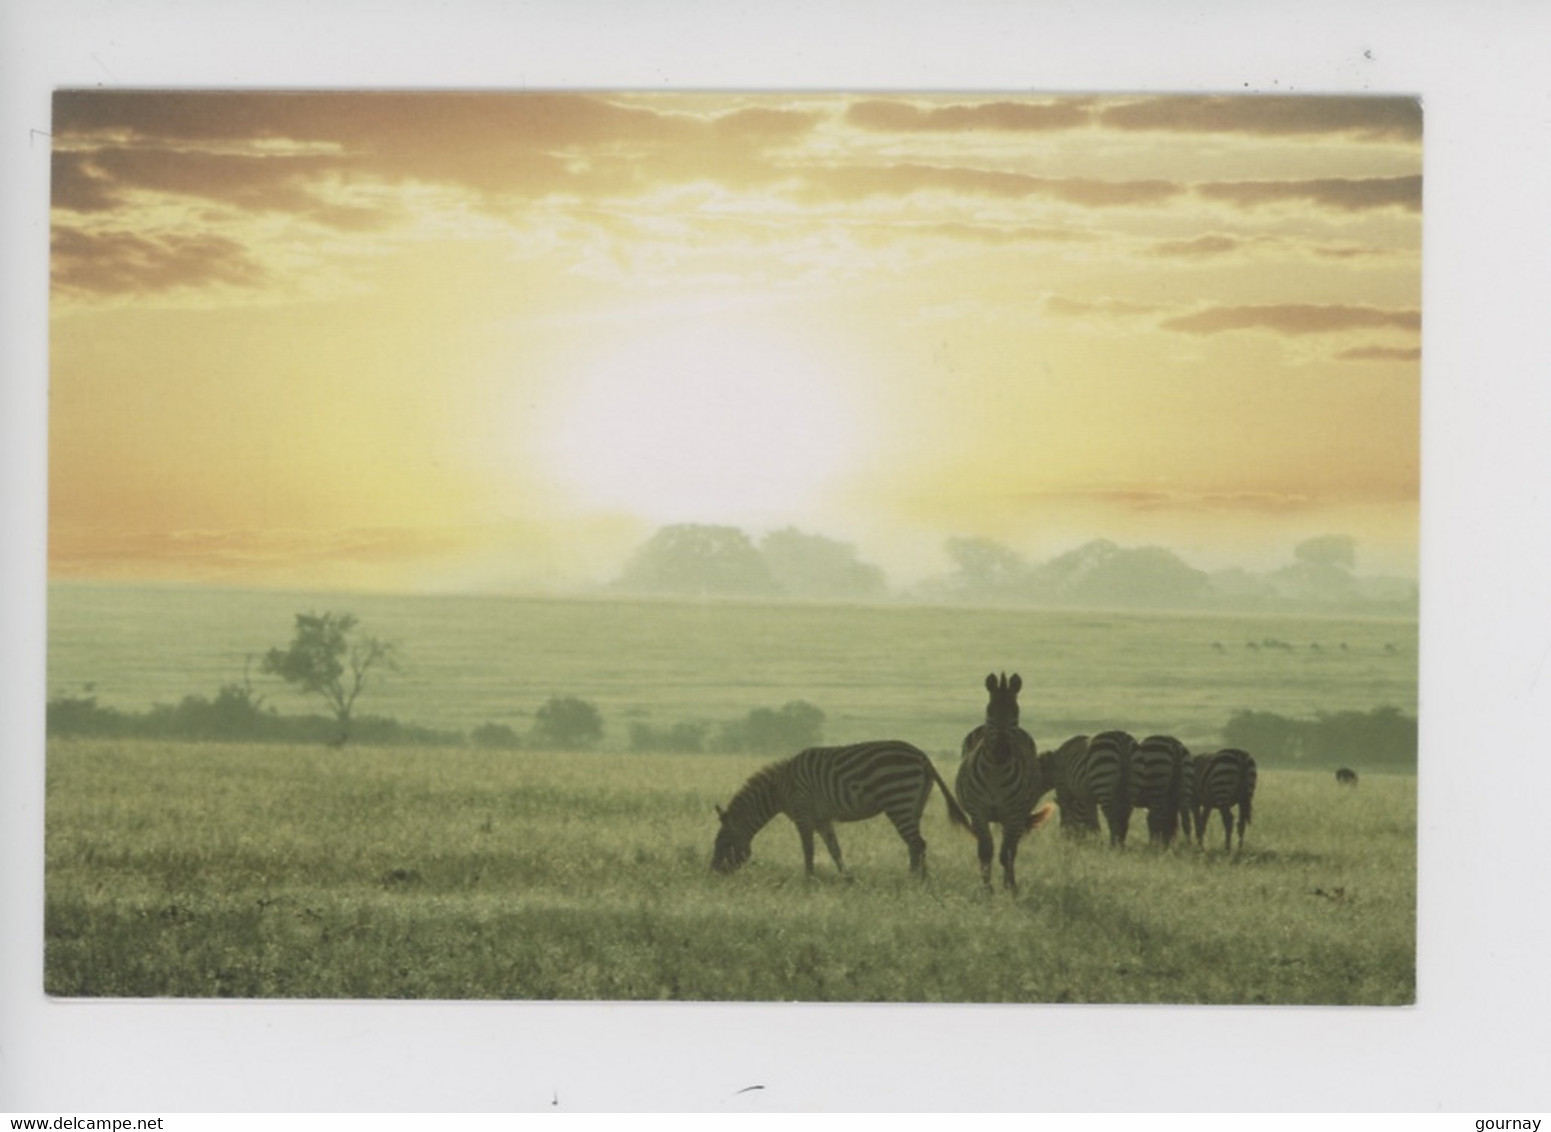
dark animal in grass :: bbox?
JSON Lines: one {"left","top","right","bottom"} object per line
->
{"left": 711, "top": 740, "right": 970, "bottom": 878}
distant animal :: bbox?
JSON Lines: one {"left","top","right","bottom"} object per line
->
{"left": 1041, "top": 729, "right": 1136, "bottom": 845}
{"left": 1336, "top": 767, "right": 1359, "bottom": 787}
{"left": 1131, "top": 735, "right": 1194, "bottom": 847}
{"left": 955, "top": 673, "right": 1053, "bottom": 891}
{"left": 711, "top": 740, "right": 970, "bottom": 878}
{"left": 1191, "top": 748, "right": 1257, "bottom": 851}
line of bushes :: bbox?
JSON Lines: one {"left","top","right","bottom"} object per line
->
{"left": 630, "top": 700, "right": 825, "bottom": 755}
{"left": 47, "top": 684, "right": 1415, "bottom": 769}
{"left": 1222, "top": 706, "right": 1416, "bottom": 768}
{"left": 44, "top": 684, "right": 829, "bottom": 756}
{"left": 45, "top": 686, "right": 464, "bottom": 748}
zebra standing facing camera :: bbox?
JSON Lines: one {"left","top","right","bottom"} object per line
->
{"left": 955, "top": 673, "right": 1053, "bottom": 892}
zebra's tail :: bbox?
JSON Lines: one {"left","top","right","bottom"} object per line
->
{"left": 923, "top": 756, "right": 974, "bottom": 834}
{"left": 1027, "top": 802, "right": 1056, "bottom": 832}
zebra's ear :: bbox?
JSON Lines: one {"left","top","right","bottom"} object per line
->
{"left": 1010, "top": 673, "right": 1022, "bottom": 694}
{"left": 985, "top": 673, "right": 999, "bottom": 692}
{"left": 715, "top": 804, "right": 727, "bottom": 822}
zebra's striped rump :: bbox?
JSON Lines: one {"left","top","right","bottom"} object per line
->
{"left": 1132, "top": 735, "right": 1194, "bottom": 847}
{"left": 954, "top": 673, "right": 1052, "bottom": 891}
{"left": 1039, "top": 735, "right": 1099, "bottom": 836}
{"left": 1191, "top": 747, "right": 1257, "bottom": 851}
{"left": 1046, "top": 729, "right": 1137, "bottom": 845}
{"left": 711, "top": 740, "right": 970, "bottom": 877}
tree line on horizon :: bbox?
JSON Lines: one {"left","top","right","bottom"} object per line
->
{"left": 612, "top": 524, "right": 1418, "bottom": 614}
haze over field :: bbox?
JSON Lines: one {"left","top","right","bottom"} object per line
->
{"left": 49, "top": 91, "right": 1421, "bottom": 596}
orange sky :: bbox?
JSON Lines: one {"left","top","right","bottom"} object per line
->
{"left": 48, "top": 91, "right": 1422, "bottom": 592}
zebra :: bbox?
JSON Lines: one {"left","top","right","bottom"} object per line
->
{"left": 1131, "top": 735, "right": 1194, "bottom": 847}
{"left": 1040, "top": 729, "right": 1136, "bottom": 846}
{"left": 1336, "top": 767, "right": 1359, "bottom": 787}
{"left": 711, "top": 740, "right": 971, "bottom": 878}
{"left": 1037, "top": 734, "right": 1098, "bottom": 837}
{"left": 1191, "top": 748, "right": 1257, "bottom": 851}
{"left": 955, "top": 673, "right": 1053, "bottom": 891}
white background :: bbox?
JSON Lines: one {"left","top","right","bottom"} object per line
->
{"left": 4, "top": 0, "right": 1549, "bottom": 1113}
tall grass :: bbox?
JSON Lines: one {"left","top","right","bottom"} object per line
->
{"left": 46, "top": 737, "right": 1414, "bottom": 1004}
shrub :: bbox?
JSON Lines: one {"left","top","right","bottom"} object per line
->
{"left": 718, "top": 700, "right": 825, "bottom": 755}
{"left": 530, "top": 696, "right": 604, "bottom": 750}
{"left": 629, "top": 720, "right": 709, "bottom": 753}
{"left": 471, "top": 722, "right": 522, "bottom": 750}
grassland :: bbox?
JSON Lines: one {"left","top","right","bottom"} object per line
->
{"left": 45, "top": 737, "right": 1415, "bottom": 1004}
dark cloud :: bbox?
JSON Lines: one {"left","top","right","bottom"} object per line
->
{"left": 887, "top": 221, "right": 1091, "bottom": 245}
{"left": 1161, "top": 303, "right": 1420, "bottom": 336}
{"left": 801, "top": 163, "right": 1184, "bottom": 207}
{"left": 846, "top": 99, "right": 1091, "bottom": 133}
{"left": 713, "top": 105, "right": 820, "bottom": 142}
{"left": 1197, "top": 175, "right": 1421, "bottom": 213}
{"left": 53, "top": 90, "right": 814, "bottom": 183}
{"left": 1100, "top": 96, "right": 1421, "bottom": 142}
{"left": 1311, "top": 243, "right": 1396, "bottom": 260}
{"left": 1336, "top": 345, "right": 1422, "bottom": 362}
{"left": 1148, "top": 234, "right": 1243, "bottom": 259}
{"left": 1145, "top": 234, "right": 1397, "bottom": 262}
{"left": 56, "top": 90, "right": 693, "bottom": 150}
{"left": 51, "top": 227, "right": 268, "bottom": 297}
{"left": 51, "top": 151, "right": 119, "bottom": 212}
{"left": 50, "top": 91, "right": 825, "bottom": 236}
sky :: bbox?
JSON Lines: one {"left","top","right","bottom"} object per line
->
{"left": 47, "top": 90, "right": 1422, "bottom": 593}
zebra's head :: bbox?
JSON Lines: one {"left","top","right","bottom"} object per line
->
{"left": 983, "top": 672, "right": 1023, "bottom": 727}
{"left": 711, "top": 804, "right": 752, "bottom": 873}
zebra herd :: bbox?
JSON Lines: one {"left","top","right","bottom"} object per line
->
{"left": 710, "top": 672, "right": 1257, "bottom": 889}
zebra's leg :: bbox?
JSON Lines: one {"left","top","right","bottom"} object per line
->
{"left": 1106, "top": 803, "right": 1131, "bottom": 847}
{"left": 1235, "top": 807, "right": 1248, "bottom": 851}
{"left": 1218, "top": 806, "right": 1232, "bottom": 853}
{"left": 972, "top": 817, "right": 995, "bottom": 889}
{"left": 816, "top": 821, "right": 848, "bottom": 877}
{"left": 796, "top": 821, "right": 818, "bottom": 876}
{"left": 998, "top": 823, "right": 1024, "bottom": 892}
{"left": 883, "top": 805, "right": 929, "bottom": 876}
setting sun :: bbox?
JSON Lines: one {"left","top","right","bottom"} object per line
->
{"left": 533, "top": 320, "right": 870, "bottom": 526}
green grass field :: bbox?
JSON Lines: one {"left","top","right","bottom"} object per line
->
{"left": 45, "top": 737, "right": 1415, "bottom": 1004}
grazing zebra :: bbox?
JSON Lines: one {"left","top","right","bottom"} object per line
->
{"left": 1191, "top": 748, "right": 1257, "bottom": 851}
{"left": 955, "top": 673, "right": 1053, "bottom": 891}
{"left": 1336, "top": 767, "right": 1359, "bottom": 787}
{"left": 1041, "top": 729, "right": 1136, "bottom": 845}
{"left": 1131, "top": 735, "right": 1194, "bottom": 847}
{"left": 711, "top": 740, "right": 971, "bottom": 878}
{"left": 1039, "top": 734, "right": 1100, "bottom": 837}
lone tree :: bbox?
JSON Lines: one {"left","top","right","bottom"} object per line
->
{"left": 261, "top": 612, "right": 397, "bottom": 746}
{"left": 530, "top": 695, "right": 605, "bottom": 750}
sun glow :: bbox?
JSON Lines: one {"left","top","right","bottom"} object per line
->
{"left": 534, "top": 321, "right": 870, "bottom": 525}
